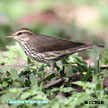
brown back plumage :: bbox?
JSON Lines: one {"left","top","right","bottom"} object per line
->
{"left": 28, "top": 34, "right": 87, "bottom": 53}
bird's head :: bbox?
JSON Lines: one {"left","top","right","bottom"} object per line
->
{"left": 6, "top": 28, "right": 34, "bottom": 42}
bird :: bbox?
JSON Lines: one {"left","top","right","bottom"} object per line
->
{"left": 6, "top": 28, "right": 103, "bottom": 72}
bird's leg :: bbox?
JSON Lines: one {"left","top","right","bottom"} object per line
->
{"left": 60, "top": 65, "right": 65, "bottom": 77}
{"left": 48, "top": 62, "right": 56, "bottom": 73}
{"left": 42, "top": 62, "right": 56, "bottom": 80}
{"left": 55, "top": 63, "right": 60, "bottom": 71}
{"left": 42, "top": 62, "right": 61, "bottom": 80}
{"left": 60, "top": 58, "right": 68, "bottom": 76}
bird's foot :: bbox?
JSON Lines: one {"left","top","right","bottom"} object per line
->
{"left": 42, "top": 69, "right": 52, "bottom": 80}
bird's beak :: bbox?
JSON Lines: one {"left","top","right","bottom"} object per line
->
{"left": 5, "top": 35, "right": 14, "bottom": 39}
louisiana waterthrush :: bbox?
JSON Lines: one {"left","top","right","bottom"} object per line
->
{"left": 6, "top": 28, "right": 103, "bottom": 72}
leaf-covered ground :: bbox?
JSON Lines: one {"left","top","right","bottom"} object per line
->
{"left": 0, "top": 42, "right": 108, "bottom": 108}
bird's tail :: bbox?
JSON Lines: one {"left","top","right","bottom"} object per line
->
{"left": 68, "top": 43, "right": 104, "bottom": 54}
{"left": 96, "top": 44, "right": 104, "bottom": 48}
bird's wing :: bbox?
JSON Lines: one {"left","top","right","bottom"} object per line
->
{"left": 29, "top": 35, "right": 91, "bottom": 53}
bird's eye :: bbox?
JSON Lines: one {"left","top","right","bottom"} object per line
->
{"left": 18, "top": 32, "right": 22, "bottom": 35}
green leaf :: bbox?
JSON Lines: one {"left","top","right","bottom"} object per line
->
{"left": 51, "top": 88, "right": 59, "bottom": 92}
{"left": 30, "top": 73, "right": 37, "bottom": 88}
{"left": 2, "top": 81, "right": 8, "bottom": 87}
{"left": 27, "top": 57, "right": 32, "bottom": 65}
{"left": 96, "top": 80, "right": 103, "bottom": 90}
{"left": 73, "top": 81, "right": 95, "bottom": 89}
{"left": 93, "top": 45, "right": 100, "bottom": 74}
{"left": 101, "top": 49, "right": 108, "bottom": 65}
{"left": 60, "top": 85, "right": 64, "bottom": 92}
{"left": 62, "top": 87, "right": 73, "bottom": 93}
{"left": 66, "top": 66, "right": 73, "bottom": 77}
{"left": 11, "top": 68, "right": 19, "bottom": 81}
{"left": 21, "top": 92, "right": 31, "bottom": 100}
{"left": 82, "top": 66, "right": 91, "bottom": 81}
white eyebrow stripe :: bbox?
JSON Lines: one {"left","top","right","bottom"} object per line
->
{"left": 14, "top": 30, "right": 33, "bottom": 35}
